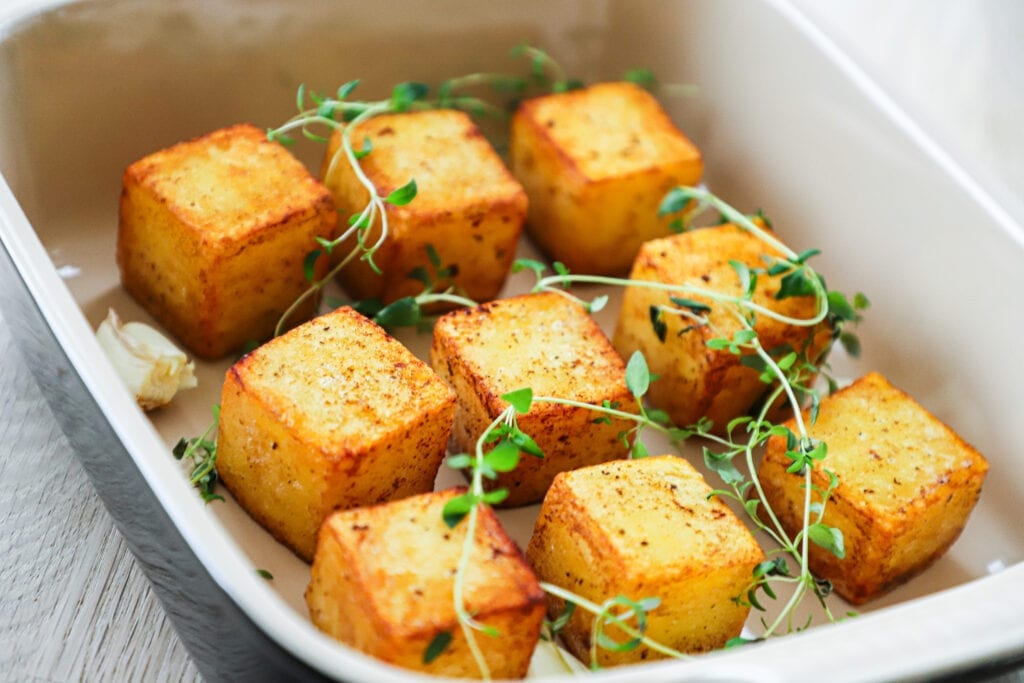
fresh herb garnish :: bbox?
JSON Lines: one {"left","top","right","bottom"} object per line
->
{"left": 268, "top": 45, "right": 575, "bottom": 338}
{"left": 172, "top": 405, "right": 222, "bottom": 503}
{"left": 438, "top": 386, "right": 685, "bottom": 675}
{"left": 195, "top": 52, "right": 866, "bottom": 676}
{"left": 423, "top": 630, "right": 453, "bottom": 665}
{"left": 354, "top": 244, "right": 478, "bottom": 332}
{"left": 496, "top": 186, "right": 867, "bottom": 649}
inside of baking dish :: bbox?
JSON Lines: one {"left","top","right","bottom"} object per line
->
{"left": 2, "top": 0, "right": 1022, "bottom": 678}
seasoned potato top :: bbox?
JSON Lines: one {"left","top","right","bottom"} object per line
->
{"left": 229, "top": 307, "right": 454, "bottom": 454}
{"left": 773, "top": 372, "right": 989, "bottom": 516}
{"left": 550, "top": 456, "right": 762, "bottom": 576}
{"left": 633, "top": 223, "right": 822, "bottom": 346}
{"left": 514, "top": 81, "right": 701, "bottom": 181}
{"left": 124, "top": 123, "right": 330, "bottom": 240}
{"left": 328, "top": 109, "right": 524, "bottom": 213}
{"left": 320, "top": 489, "right": 542, "bottom": 635}
{"left": 433, "top": 292, "right": 628, "bottom": 406}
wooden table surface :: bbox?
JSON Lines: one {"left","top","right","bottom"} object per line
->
{"left": 1, "top": 1, "right": 1022, "bottom": 681}
{"left": 0, "top": 316, "right": 201, "bottom": 681}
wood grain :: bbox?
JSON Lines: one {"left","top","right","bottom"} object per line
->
{"left": 0, "top": 310, "right": 200, "bottom": 682}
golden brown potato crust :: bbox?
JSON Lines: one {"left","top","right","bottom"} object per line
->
{"left": 321, "top": 109, "right": 526, "bottom": 307}
{"left": 613, "top": 223, "right": 831, "bottom": 433}
{"left": 758, "top": 371, "right": 989, "bottom": 604}
{"left": 527, "top": 456, "right": 764, "bottom": 666}
{"left": 431, "top": 292, "right": 639, "bottom": 506}
{"left": 216, "top": 306, "right": 455, "bottom": 561}
{"left": 306, "top": 488, "right": 544, "bottom": 678}
{"left": 118, "top": 123, "right": 336, "bottom": 358}
{"left": 510, "top": 81, "right": 703, "bottom": 275}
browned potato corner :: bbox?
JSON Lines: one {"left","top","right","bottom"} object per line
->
{"left": 118, "top": 122, "right": 336, "bottom": 358}
{"left": 527, "top": 456, "right": 764, "bottom": 666}
{"left": 431, "top": 291, "right": 639, "bottom": 506}
{"left": 322, "top": 109, "right": 526, "bottom": 308}
{"left": 758, "top": 371, "right": 989, "bottom": 604}
{"left": 510, "top": 80, "right": 703, "bottom": 275}
{"left": 307, "top": 488, "right": 544, "bottom": 678}
{"left": 216, "top": 306, "right": 455, "bottom": 561}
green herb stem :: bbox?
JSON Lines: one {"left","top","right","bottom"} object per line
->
{"left": 685, "top": 186, "right": 794, "bottom": 262}
{"left": 271, "top": 113, "right": 352, "bottom": 141}
{"left": 450, "top": 406, "right": 519, "bottom": 681}
{"left": 541, "top": 635, "right": 579, "bottom": 675}
{"left": 512, "top": 43, "right": 570, "bottom": 87}
{"left": 740, "top": 384, "right": 794, "bottom": 549}
{"left": 539, "top": 582, "right": 689, "bottom": 662}
{"left": 654, "top": 302, "right": 724, "bottom": 334}
{"left": 178, "top": 415, "right": 217, "bottom": 476}
{"left": 533, "top": 273, "right": 828, "bottom": 329}
{"left": 188, "top": 451, "right": 216, "bottom": 488}
{"left": 419, "top": 291, "right": 480, "bottom": 310}
{"left": 274, "top": 236, "right": 364, "bottom": 337}
{"left": 443, "top": 71, "right": 524, "bottom": 92}
{"left": 324, "top": 101, "right": 395, "bottom": 269}
{"left": 763, "top": 578, "right": 809, "bottom": 638}
{"left": 514, "top": 184, "right": 863, "bottom": 640}
{"left": 173, "top": 407, "right": 222, "bottom": 503}
{"left": 531, "top": 395, "right": 653, "bottom": 429}
{"left": 747, "top": 331, "right": 809, "bottom": 439}
{"left": 452, "top": 503, "right": 491, "bottom": 680}
{"left": 688, "top": 185, "right": 831, "bottom": 321}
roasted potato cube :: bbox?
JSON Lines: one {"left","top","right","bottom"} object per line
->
{"left": 758, "top": 372, "right": 989, "bottom": 604}
{"left": 612, "top": 223, "right": 831, "bottom": 433}
{"left": 321, "top": 109, "right": 526, "bottom": 306}
{"left": 306, "top": 488, "right": 545, "bottom": 679}
{"left": 117, "top": 123, "right": 336, "bottom": 358}
{"left": 431, "top": 292, "right": 638, "bottom": 507}
{"left": 509, "top": 81, "right": 703, "bottom": 275}
{"left": 527, "top": 456, "right": 764, "bottom": 666}
{"left": 216, "top": 306, "right": 455, "bottom": 561}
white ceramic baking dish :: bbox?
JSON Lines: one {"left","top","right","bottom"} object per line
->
{"left": 2, "top": 0, "right": 1023, "bottom": 680}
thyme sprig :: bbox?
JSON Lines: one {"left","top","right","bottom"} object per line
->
{"left": 347, "top": 245, "right": 478, "bottom": 332}
{"left": 518, "top": 206, "right": 831, "bottom": 332}
{"left": 524, "top": 351, "right": 686, "bottom": 460}
{"left": 509, "top": 186, "right": 867, "bottom": 637}
{"left": 172, "top": 406, "right": 222, "bottom": 503}
{"left": 510, "top": 42, "right": 583, "bottom": 93}
{"left": 693, "top": 385, "right": 845, "bottom": 636}
{"left": 432, "top": 179, "right": 869, "bottom": 671}
{"left": 269, "top": 80, "right": 425, "bottom": 336}
{"left": 438, "top": 385, "right": 685, "bottom": 677}
{"left": 268, "top": 45, "right": 570, "bottom": 338}
{"left": 267, "top": 46, "right": 692, "bottom": 341}
{"left": 539, "top": 582, "right": 687, "bottom": 669}
{"left": 438, "top": 396, "right": 534, "bottom": 679}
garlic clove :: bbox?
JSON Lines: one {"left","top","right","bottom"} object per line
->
{"left": 96, "top": 308, "right": 197, "bottom": 411}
